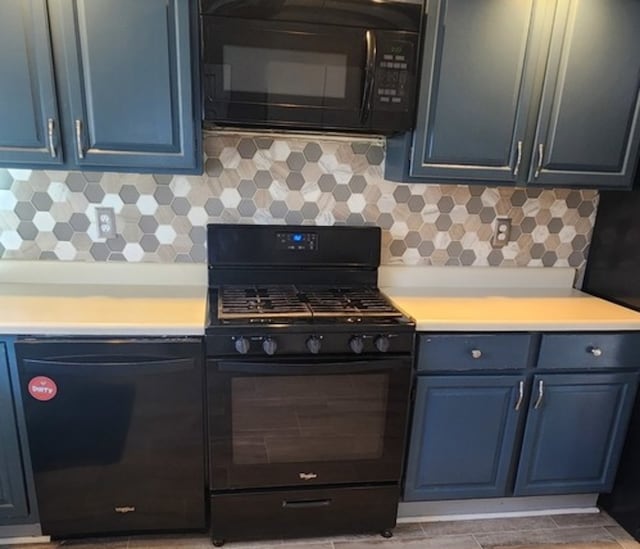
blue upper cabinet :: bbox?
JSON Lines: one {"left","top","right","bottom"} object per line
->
{"left": 0, "top": 1, "right": 63, "bottom": 168}
{"left": 401, "top": 0, "right": 543, "bottom": 184}
{"left": 49, "top": 0, "right": 200, "bottom": 173}
{"left": 527, "top": 0, "right": 640, "bottom": 188}
{"left": 0, "top": 0, "right": 200, "bottom": 174}
{"left": 386, "top": 0, "right": 640, "bottom": 189}
{"left": 514, "top": 372, "right": 639, "bottom": 496}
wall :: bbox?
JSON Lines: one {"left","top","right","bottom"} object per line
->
{"left": 0, "top": 132, "right": 598, "bottom": 272}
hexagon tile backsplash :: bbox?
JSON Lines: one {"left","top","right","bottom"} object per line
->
{"left": 0, "top": 132, "right": 597, "bottom": 272}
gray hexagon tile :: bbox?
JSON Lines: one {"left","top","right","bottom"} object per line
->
{"left": 0, "top": 132, "right": 599, "bottom": 276}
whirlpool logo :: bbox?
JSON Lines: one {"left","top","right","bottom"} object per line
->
{"left": 299, "top": 472, "right": 318, "bottom": 480}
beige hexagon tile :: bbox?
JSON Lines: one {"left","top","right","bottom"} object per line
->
{"left": 449, "top": 223, "right": 466, "bottom": 241}
{"left": 509, "top": 208, "right": 526, "bottom": 225}
{"left": 360, "top": 204, "right": 379, "bottom": 224}
{"left": 268, "top": 141, "right": 291, "bottom": 162}
{"left": 556, "top": 242, "right": 573, "bottom": 259}
{"left": 331, "top": 202, "right": 351, "bottom": 222}
{"left": 300, "top": 162, "right": 323, "bottom": 184}
{"left": 121, "top": 223, "right": 143, "bottom": 243}
{"left": 71, "top": 231, "right": 92, "bottom": 251}
{"left": 480, "top": 187, "right": 500, "bottom": 206}
{"left": 153, "top": 205, "right": 175, "bottom": 225}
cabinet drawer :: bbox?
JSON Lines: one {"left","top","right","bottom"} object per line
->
{"left": 537, "top": 333, "right": 640, "bottom": 370}
{"left": 417, "top": 334, "right": 533, "bottom": 372}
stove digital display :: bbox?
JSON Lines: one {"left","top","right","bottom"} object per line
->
{"left": 276, "top": 231, "right": 317, "bottom": 251}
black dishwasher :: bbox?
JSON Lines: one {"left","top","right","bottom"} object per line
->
{"left": 15, "top": 338, "right": 206, "bottom": 538}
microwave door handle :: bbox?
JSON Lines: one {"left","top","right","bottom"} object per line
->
{"left": 360, "top": 30, "right": 377, "bottom": 123}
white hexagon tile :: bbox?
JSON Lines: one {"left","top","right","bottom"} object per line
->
{"left": 0, "top": 132, "right": 598, "bottom": 275}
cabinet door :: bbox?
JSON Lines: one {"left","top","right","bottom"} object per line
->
{"left": 404, "top": 375, "right": 525, "bottom": 501}
{"left": 528, "top": 0, "right": 640, "bottom": 188}
{"left": 408, "top": 0, "right": 547, "bottom": 183}
{"left": 514, "top": 372, "right": 639, "bottom": 496}
{"left": 0, "top": 342, "right": 29, "bottom": 521}
{"left": 0, "top": 0, "right": 63, "bottom": 167}
{"left": 51, "top": 0, "right": 198, "bottom": 173}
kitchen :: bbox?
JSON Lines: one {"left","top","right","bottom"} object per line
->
{"left": 1, "top": 0, "right": 640, "bottom": 548}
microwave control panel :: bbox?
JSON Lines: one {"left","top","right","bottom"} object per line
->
{"left": 376, "top": 40, "right": 414, "bottom": 110}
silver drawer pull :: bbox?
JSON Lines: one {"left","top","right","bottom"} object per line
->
{"left": 471, "top": 349, "right": 482, "bottom": 359}
{"left": 515, "top": 380, "right": 524, "bottom": 411}
{"left": 534, "top": 380, "right": 544, "bottom": 409}
{"left": 590, "top": 347, "right": 603, "bottom": 357}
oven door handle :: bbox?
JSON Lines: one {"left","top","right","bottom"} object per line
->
{"left": 360, "top": 29, "right": 377, "bottom": 123}
{"left": 217, "top": 360, "right": 400, "bottom": 376}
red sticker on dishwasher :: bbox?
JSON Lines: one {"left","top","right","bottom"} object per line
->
{"left": 28, "top": 376, "right": 58, "bottom": 401}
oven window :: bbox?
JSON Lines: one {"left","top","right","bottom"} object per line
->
{"left": 231, "top": 374, "right": 388, "bottom": 465}
{"left": 223, "top": 46, "right": 348, "bottom": 99}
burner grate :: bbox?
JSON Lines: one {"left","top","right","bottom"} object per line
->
{"left": 219, "top": 286, "right": 312, "bottom": 319}
{"left": 218, "top": 285, "right": 402, "bottom": 320}
{"left": 299, "top": 287, "right": 403, "bottom": 318}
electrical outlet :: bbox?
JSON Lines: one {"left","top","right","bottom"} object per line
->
{"left": 492, "top": 217, "right": 511, "bottom": 248}
{"left": 96, "top": 207, "right": 116, "bottom": 239}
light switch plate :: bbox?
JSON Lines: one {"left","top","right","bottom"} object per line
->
{"left": 95, "top": 207, "right": 116, "bottom": 239}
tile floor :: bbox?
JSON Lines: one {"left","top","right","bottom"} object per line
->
{"left": 4, "top": 512, "right": 639, "bottom": 549}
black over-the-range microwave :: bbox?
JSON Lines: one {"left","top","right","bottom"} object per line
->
{"left": 200, "top": 0, "right": 423, "bottom": 135}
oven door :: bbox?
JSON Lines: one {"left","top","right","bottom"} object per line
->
{"left": 202, "top": 16, "right": 370, "bottom": 130}
{"left": 207, "top": 357, "right": 412, "bottom": 491}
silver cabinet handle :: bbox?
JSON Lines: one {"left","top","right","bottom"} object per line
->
{"left": 75, "top": 119, "right": 85, "bottom": 159}
{"left": 513, "top": 140, "right": 523, "bottom": 176}
{"left": 534, "top": 379, "right": 544, "bottom": 409}
{"left": 47, "top": 118, "right": 56, "bottom": 158}
{"left": 534, "top": 143, "right": 544, "bottom": 179}
{"left": 590, "top": 347, "right": 603, "bottom": 357}
{"left": 515, "top": 380, "right": 524, "bottom": 411}
{"left": 471, "top": 349, "right": 482, "bottom": 359}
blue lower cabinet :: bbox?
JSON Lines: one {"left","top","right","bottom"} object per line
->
{"left": 514, "top": 372, "right": 639, "bottom": 496}
{"left": 0, "top": 340, "right": 29, "bottom": 522}
{"left": 404, "top": 375, "right": 525, "bottom": 501}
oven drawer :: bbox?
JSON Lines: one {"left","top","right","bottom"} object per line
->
{"left": 417, "top": 334, "right": 534, "bottom": 372}
{"left": 537, "top": 332, "right": 640, "bottom": 370}
{"left": 210, "top": 485, "right": 399, "bottom": 542}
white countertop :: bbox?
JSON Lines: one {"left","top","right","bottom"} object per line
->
{"left": 379, "top": 266, "right": 640, "bottom": 332}
{"left": 0, "top": 261, "right": 208, "bottom": 336}
{"left": 1, "top": 262, "right": 639, "bottom": 335}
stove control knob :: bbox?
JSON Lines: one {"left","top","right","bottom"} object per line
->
{"left": 306, "top": 336, "right": 322, "bottom": 354}
{"left": 262, "top": 337, "right": 278, "bottom": 356}
{"left": 234, "top": 337, "right": 250, "bottom": 355}
{"left": 375, "top": 335, "right": 391, "bottom": 353}
{"left": 349, "top": 336, "right": 364, "bottom": 354}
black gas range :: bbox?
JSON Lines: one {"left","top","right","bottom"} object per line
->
{"left": 204, "top": 224, "right": 415, "bottom": 546}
